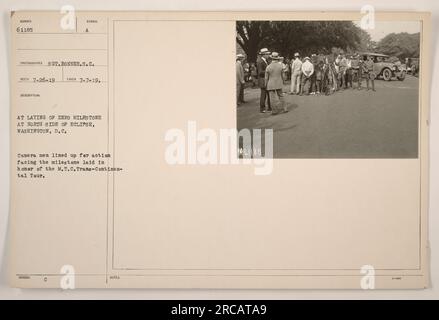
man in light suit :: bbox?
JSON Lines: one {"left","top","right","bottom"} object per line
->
{"left": 257, "top": 48, "right": 271, "bottom": 113}
{"left": 290, "top": 52, "right": 302, "bottom": 95}
{"left": 236, "top": 54, "right": 245, "bottom": 105}
{"left": 265, "top": 52, "right": 288, "bottom": 115}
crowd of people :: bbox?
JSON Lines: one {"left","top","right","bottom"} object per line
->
{"left": 236, "top": 48, "right": 378, "bottom": 115}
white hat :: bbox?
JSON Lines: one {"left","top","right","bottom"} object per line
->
{"left": 304, "top": 56, "right": 310, "bottom": 61}
{"left": 259, "top": 48, "right": 271, "bottom": 55}
{"left": 294, "top": 52, "right": 300, "bottom": 57}
{"left": 236, "top": 54, "right": 245, "bottom": 59}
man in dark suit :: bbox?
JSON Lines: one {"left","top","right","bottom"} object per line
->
{"left": 351, "top": 53, "right": 362, "bottom": 90}
{"left": 364, "top": 55, "right": 376, "bottom": 91}
{"left": 256, "top": 48, "right": 271, "bottom": 113}
{"left": 236, "top": 54, "right": 245, "bottom": 105}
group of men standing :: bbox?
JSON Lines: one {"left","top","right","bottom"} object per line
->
{"left": 237, "top": 48, "right": 288, "bottom": 114}
{"left": 289, "top": 51, "right": 377, "bottom": 96}
{"left": 236, "top": 48, "right": 378, "bottom": 115}
{"left": 252, "top": 48, "right": 289, "bottom": 115}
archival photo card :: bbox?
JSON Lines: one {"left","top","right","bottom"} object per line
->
{"left": 8, "top": 11, "right": 430, "bottom": 289}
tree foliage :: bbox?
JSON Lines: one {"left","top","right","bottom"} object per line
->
{"left": 236, "top": 21, "right": 420, "bottom": 63}
{"left": 236, "top": 21, "right": 365, "bottom": 62}
{"left": 236, "top": 21, "right": 272, "bottom": 62}
{"left": 375, "top": 32, "right": 420, "bottom": 59}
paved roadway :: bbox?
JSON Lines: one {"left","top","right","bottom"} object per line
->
{"left": 237, "top": 76, "right": 419, "bottom": 158}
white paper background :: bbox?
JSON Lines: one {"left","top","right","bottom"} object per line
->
{"left": 0, "top": 0, "right": 438, "bottom": 299}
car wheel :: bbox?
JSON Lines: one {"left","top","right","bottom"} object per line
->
{"left": 382, "top": 68, "right": 392, "bottom": 81}
{"left": 397, "top": 71, "right": 406, "bottom": 81}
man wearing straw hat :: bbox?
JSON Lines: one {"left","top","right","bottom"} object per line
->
{"left": 290, "top": 52, "right": 302, "bottom": 95}
{"left": 265, "top": 52, "right": 288, "bottom": 115}
{"left": 256, "top": 48, "right": 271, "bottom": 113}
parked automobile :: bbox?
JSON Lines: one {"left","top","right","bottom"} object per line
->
{"left": 358, "top": 52, "right": 407, "bottom": 81}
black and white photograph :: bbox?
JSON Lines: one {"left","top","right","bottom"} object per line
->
{"left": 236, "top": 20, "right": 421, "bottom": 158}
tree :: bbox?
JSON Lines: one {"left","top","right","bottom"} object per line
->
{"left": 357, "top": 28, "right": 376, "bottom": 52}
{"left": 375, "top": 32, "right": 420, "bottom": 59}
{"left": 236, "top": 21, "right": 272, "bottom": 62}
{"left": 236, "top": 21, "right": 364, "bottom": 62}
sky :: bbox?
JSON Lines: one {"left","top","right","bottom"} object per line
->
{"left": 353, "top": 21, "right": 421, "bottom": 42}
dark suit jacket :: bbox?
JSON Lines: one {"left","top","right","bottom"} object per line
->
{"left": 256, "top": 57, "right": 269, "bottom": 88}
